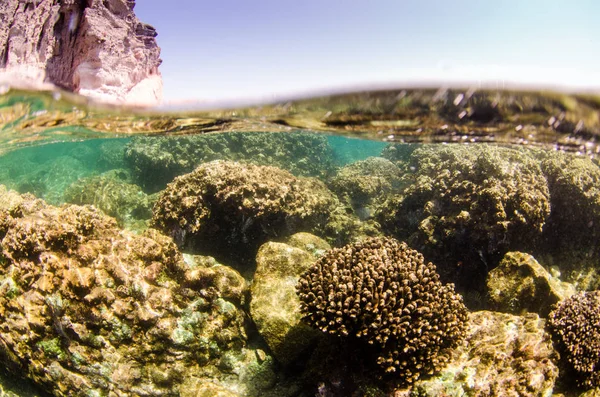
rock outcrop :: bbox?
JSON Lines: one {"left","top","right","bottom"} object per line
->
{"left": 0, "top": 0, "right": 162, "bottom": 106}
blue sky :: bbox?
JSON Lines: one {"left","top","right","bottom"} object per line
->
{"left": 134, "top": 1, "right": 600, "bottom": 104}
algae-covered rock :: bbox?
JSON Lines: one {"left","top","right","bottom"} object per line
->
{"left": 486, "top": 251, "right": 576, "bottom": 316}
{"left": 327, "top": 156, "right": 404, "bottom": 219}
{"left": 250, "top": 234, "right": 328, "bottom": 366}
{"left": 0, "top": 187, "right": 250, "bottom": 396}
{"left": 182, "top": 254, "right": 248, "bottom": 305}
{"left": 409, "top": 311, "right": 558, "bottom": 397}
{"left": 540, "top": 152, "right": 600, "bottom": 289}
{"left": 377, "top": 144, "right": 550, "bottom": 296}
{"left": 125, "top": 131, "right": 337, "bottom": 192}
{"left": 64, "top": 171, "right": 155, "bottom": 231}
{"left": 151, "top": 160, "right": 357, "bottom": 262}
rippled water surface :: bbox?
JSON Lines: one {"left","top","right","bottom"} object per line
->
{"left": 0, "top": 87, "right": 600, "bottom": 396}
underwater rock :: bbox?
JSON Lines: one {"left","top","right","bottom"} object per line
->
{"left": 410, "top": 311, "right": 558, "bottom": 397}
{"left": 0, "top": 0, "right": 162, "bottom": 105}
{"left": 63, "top": 171, "right": 155, "bottom": 231}
{"left": 124, "top": 131, "right": 337, "bottom": 193}
{"left": 182, "top": 254, "right": 248, "bottom": 305}
{"left": 327, "top": 156, "right": 404, "bottom": 218}
{"left": 486, "top": 251, "right": 576, "bottom": 317}
{"left": 548, "top": 291, "right": 600, "bottom": 390}
{"left": 250, "top": 234, "right": 328, "bottom": 366}
{"left": 0, "top": 187, "right": 254, "bottom": 396}
{"left": 14, "top": 155, "right": 91, "bottom": 205}
{"left": 377, "top": 144, "right": 551, "bottom": 297}
{"left": 96, "top": 139, "right": 129, "bottom": 171}
{"left": 151, "top": 160, "right": 355, "bottom": 262}
{"left": 297, "top": 237, "right": 468, "bottom": 384}
{"left": 540, "top": 152, "right": 600, "bottom": 289}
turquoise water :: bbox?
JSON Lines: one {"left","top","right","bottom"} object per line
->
{"left": 0, "top": 88, "right": 599, "bottom": 396}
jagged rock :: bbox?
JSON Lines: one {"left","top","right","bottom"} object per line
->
{"left": 250, "top": 234, "right": 328, "bottom": 366}
{"left": 0, "top": 0, "right": 162, "bottom": 105}
{"left": 486, "top": 251, "right": 576, "bottom": 317}
{"left": 408, "top": 311, "right": 559, "bottom": 397}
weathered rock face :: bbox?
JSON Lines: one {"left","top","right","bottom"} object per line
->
{"left": 0, "top": 0, "right": 162, "bottom": 106}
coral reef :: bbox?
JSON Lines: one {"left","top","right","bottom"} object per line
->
{"left": 539, "top": 152, "right": 600, "bottom": 289}
{"left": 250, "top": 234, "right": 328, "bottom": 366}
{"left": 410, "top": 311, "right": 558, "bottom": 396}
{"left": 151, "top": 160, "right": 357, "bottom": 262}
{"left": 125, "top": 131, "right": 337, "bottom": 193}
{"left": 296, "top": 237, "right": 468, "bottom": 384}
{"left": 63, "top": 171, "right": 155, "bottom": 232}
{"left": 327, "top": 156, "right": 404, "bottom": 219}
{"left": 486, "top": 251, "right": 575, "bottom": 316}
{"left": 0, "top": 186, "right": 278, "bottom": 396}
{"left": 96, "top": 139, "right": 129, "bottom": 171}
{"left": 377, "top": 144, "right": 551, "bottom": 296}
{"left": 548, "top": 291, "right": 600, "bottom": 389}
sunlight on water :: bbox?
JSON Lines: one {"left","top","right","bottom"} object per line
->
{"left": 0, "top": 87, "right": 600, "bottom": 396}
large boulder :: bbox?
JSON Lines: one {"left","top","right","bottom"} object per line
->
{"left": 0, "top": 186, "right": 263, "bottom": 396}
{"left": 486, "top": 251, "right": 575, "bottom": 316}
{"left": 151, "top": 160, "right": 361, "bottom": 262}
{"left": 250, "top": 233, "right": 328, "bottom": 366}
{"left": 540, "top": 152, "right": 600, "bottom": 289}
{"left": 377, "top": 144, "right": 551, "bottom": 299}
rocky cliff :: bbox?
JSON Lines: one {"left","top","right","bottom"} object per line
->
{"left": 0, "top": 0, "right": 162, "bottom": 106}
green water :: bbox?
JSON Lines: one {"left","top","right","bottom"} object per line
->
{"left": 0, "top": 88, "right": 600, "bottom": 396}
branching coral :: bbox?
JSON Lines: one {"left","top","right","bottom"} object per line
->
{"left": 548, "top": 291, "right": 600, "bottom": 389}
{"left": 296, "top": 237, "right": 468, "bottom": 384}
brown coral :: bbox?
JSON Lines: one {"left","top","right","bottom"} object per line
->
{"left": 548, "top": 291, "right": 600, "bottom": 389}
{"left": 296, "top": 237, "right": 468, "bottom": 384}
{"left": 378, "top": 144, "right": 551, "bottom": 297}
{"left": 151, "top": 160, "right": 347, "bottom": 260}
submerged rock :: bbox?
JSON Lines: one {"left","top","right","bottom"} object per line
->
{"left": 540, "top": 152, "right": 600, "bottom": 289}
{"left": 377, "top": 144, "right": 551, "bottom": 297}
{"left": 151, "top": 160, "right": 359, "bottom": 262}
{"left": 409, "top": 311, "right": 558, "bottom": 397}
{"left": 250, "top": 234, "right": 328, "bottom": 366}
{"left": 0, "top": 0, "right": 162, "bottom": 105}
{"left": 486, "top": 251, "right": 575, "bottom": 317}
{"left": 0, "top": 187, "right": 258, "bottom": 396}
{"left": 327, "top": 156, "right": 404, "bottom": 218}
{"left": 124, "top": 131, "right": 337, "bottom": 193}
{"left": 63, "top": 171, "right": 155, "bottom": 232}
